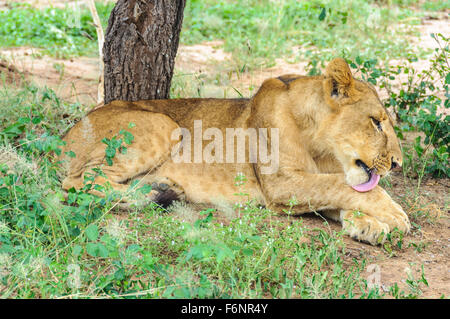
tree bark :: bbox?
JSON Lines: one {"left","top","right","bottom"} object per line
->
{"left": 103, "top": 0, "right": 186, "bottom": 104}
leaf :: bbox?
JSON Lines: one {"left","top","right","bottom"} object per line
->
{"left": 129, "top": 179, "right": 140, "bottom": 189}
{"left": 143, "top": 251, "right": 157, "bottom": 267}
{"left": 114, "top": 268, "right": 125, "bottom": 280}
{"left": 91, "top": 167, "right": 106, "bottom": 177}
{"left": 126, "top": 244, "right": 141, "bottom": 253}
{"left": 86, "top": 243, "right": 109, "bottom": 258}
{"left": 72, "top": 245, "right": 83, "bottom": 257}
{"left": 2, "top": 122, "right": 25, "bottom": 137}
{"left": 101, "top": 137, "right": 110, "bottom": 146}
{"left": 18, "top": 117, "right": 31, "bottom": 124}
{"left": 85, "top": 224, "right": 99, "bottom": 241}
{"left": 105, "top": 146, "right": 116, "bottom": 158}
{"left": 138, "top": 183, "right": 152, "bottom": 195}
{"left": 32, "top": 116, "right": 42, "bottom": 124}
{"left": 97, "top": 243, "right": 109, "bottom": 258}
{"left": 86, "top": 242, "right": 98, "bottom": 257}
{"left": 318, "top": 7, "right": 326, "bottom": 21}
{"left": 216, "top": 245, "right": 233, "bottom": 263}
{"left": 122, "top": 131, "right": 134, "bottom": 145}
{"left": 65, "top": 150, "right": 76, "bottom": 158}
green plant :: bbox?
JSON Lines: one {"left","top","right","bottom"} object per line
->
{"left": 408, "top": 240, "right": 431, "bottom": 253}
{"left": 102, "top": 124, "right": 135, "bottom": 166}
{"left": 390, "top": 35, "right": 449, "bottom": 178}
{"left": 388, "top": 264, "right": 429, "bottom": 299}
{"left": 381, "top": 228, "right": 405, "bottom": 256}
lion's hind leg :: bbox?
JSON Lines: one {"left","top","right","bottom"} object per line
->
{"left": 128, "top": 175, "right": 186, "bottom": 208}
{"left": 61, "top": 111, "right": 183, "bottom": 208}
{"left": 62, "top": 158, "right": 183, "bottom": 209}
{"left": 61, "top": 166, "right": 161, "bottom": 207}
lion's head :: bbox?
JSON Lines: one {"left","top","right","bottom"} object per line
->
{"left": 252, "top": 58, "right": 402, "bottom": 192}
{"left": 318, "top": 58, "right": 402, "bottom": 191}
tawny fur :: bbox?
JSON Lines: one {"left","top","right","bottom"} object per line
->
{"left": 59, "top": 58, "right": 410, "bottom": 245}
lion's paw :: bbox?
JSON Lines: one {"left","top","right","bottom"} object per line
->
{"left": 340, "top": 210, "right": 390, "bottom": 245}
{"left": 368, "top": 201, "right": 411, "bottom": 234}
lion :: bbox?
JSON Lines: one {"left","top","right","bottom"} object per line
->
{"left": 59, "top": 58, "right": 410, "bottom": 245}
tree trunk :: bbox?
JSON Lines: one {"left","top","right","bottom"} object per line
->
{"left": 103, "top": 0, "right": 186, "bottom": 104}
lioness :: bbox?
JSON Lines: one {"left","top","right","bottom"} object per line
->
{"left": 60, "top": 58, "right": 410, "bottom": 245}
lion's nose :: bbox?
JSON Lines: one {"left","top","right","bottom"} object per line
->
{"left": 390, "top": 158, "right": 401, "bottom": 171}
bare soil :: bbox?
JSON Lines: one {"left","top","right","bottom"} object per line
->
{"left": 0, "top": 47, "right": 101, "bottom": 105}
{"left": 0, "top": 3, "right": 448, "bottom": 298}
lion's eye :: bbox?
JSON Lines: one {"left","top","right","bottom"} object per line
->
{"left": 371, "top": 117, "right": 382, "bottom": 131}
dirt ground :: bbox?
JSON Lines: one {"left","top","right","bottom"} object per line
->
{"left": 0, "top": 1, "right": 448, "bottom": 298}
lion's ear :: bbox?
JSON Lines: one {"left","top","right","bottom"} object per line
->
{"left": 323, "top": 58, "right": 361, "bottom": 110}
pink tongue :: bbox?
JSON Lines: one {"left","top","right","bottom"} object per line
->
{"left": 351, "top": 172, "right": 380, "bottom": 192}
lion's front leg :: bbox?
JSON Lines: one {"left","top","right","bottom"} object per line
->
{"left": 344, "top": 186, "right": 410, "bottom": 235}
{"left": 263, "top": 172, "right": 410, "bottom": 244}
{"left": 323, "top": 210, "right": 389, "bottom": 245}
{"left": 321, "top": 185, "right": 410, "bottom": 242}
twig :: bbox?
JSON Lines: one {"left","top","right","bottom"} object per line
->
{"left": 86, "top": 0, "right": 105, "bottom": 105}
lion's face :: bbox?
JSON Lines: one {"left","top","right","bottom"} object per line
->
{"left": 330, "top": 89, "right": 402, "bottom": 187}
{"left": 318, "top": 58, "right": 402, "bottom": 189}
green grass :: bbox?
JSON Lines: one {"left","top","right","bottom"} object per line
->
{"left": 0, "top": 2, "right": 114, "bottom": 58}
{"left": 421, "top": 1, "right": 450, "bottom": 11}
{"left": 0, "top": 84, "right": 86, "bottom": 136}
{"left": 181, "top": 0, "right": 428, "bottom": 68}
{"left": 387, "top": 0, "right": 450, "bottom": 11}
{"left": 0, "top": 0, "right": 437, "bottom": 66}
